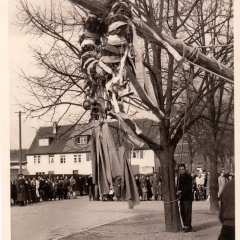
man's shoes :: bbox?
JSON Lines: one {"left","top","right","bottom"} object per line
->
{"left": 183, "top": 226, "right": 190, "bottom": 232}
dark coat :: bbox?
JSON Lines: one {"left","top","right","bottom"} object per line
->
{"left": 16, "top": 179, "right": 26, "bottom": 202}
{"left": 139, "top": 177, "right": 147, "bottom": 188}
{"left": 11, "top": 180, "right": 18, "bottom": 201}
{"left": 178, "top": 173, "right": 194, "bottom": 201}
{"left": 114, "top": 178, "right": 121, "bottom": 198}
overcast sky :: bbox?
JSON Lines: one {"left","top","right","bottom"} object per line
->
{"left": 8, "top": 0, "right": 64, "bottom": 149}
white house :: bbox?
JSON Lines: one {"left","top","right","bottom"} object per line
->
{"left": 26, "top": 123, "right": 93, "bottom": 175}
{"left": 26, "top": 120, "right": 161, "bottom": 176}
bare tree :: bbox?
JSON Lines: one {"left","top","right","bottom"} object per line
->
{"left": 15, "top": 0, "right": 233, "bottom": 232}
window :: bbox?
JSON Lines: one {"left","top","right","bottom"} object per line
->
{"left": 36, "top": 172, "right": 45, "bottom": 175}
{"left": 77, "top": 136, "right": 88, "bottom": 144}
{"left": 49, "top": 155, "right": 54, "bottom": 164}
{"left": 132, "top": 150, "right": 143, "bottom": 159}
{"left": 74, "top": 154, "right": 81, "bottom": 163}
{"left": 60, "top": 155, "right": 66, "bottom": 164}
{"left": 34, "top": 155, "right": 41, "bottom": 164}
{"left": 39, "top": 138, "right": 49, "bottom": 146}
{"left": 73, "top": 170, "right": 78, "bottom": 174}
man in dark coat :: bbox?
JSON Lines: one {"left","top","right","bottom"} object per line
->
{"left": 176, "top": 164, "right": 194, "bottom": 232}
{"left": 16, "top": 174, "right": 26, "bottom": 206}
{"left": 218, "top": 179, "right": 235, "bottom": 240}
{"left": 63, "top": 176, "right": 70, "bottom": 199}
{"left": 77, "top": 176, "right": 84, "bottom": 196}
{"left": 87, "top": 175, "right": 94, "bottom": 200}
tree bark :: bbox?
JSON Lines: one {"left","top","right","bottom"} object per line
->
{"left": 208, "top": 152, "right": 219, "bottom": 212}
{"left": 155, "top": 148, "right": 182, "bottom": 232}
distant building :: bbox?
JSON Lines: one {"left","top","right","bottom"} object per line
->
{"left": 26, "top": 120, "right": 160, "bottom": 176}
{"left": 24, "top": 119, "right": 233, "bottom": 177}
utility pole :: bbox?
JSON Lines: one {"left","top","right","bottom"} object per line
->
{"left": 19, "top": 111, "right": 22, "bottom": 174}
{"left": 15, "top": 111, "right": 24, "bottom": 174}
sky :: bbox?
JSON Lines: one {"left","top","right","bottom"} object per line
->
{"left": 8, "top": 0, "right": 46, "bottom": 149}
{"left": 8, "top": 0, "right": 82, "bottom": 150}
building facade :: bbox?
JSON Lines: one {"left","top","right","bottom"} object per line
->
{"left": 26, "top": 120, "right": 160, "bottom": 176}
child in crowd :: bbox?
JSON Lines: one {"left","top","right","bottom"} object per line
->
{"left": 108, "top": 187, "right": 114, "bottom": 201}
{"left": 142, "top": 186, "right": 148, "bottom": 201}
{"left": 156, "top": 181, "right": 162, "bottom": 201}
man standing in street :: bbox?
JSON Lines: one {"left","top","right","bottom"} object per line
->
{"left": 16, "top": 174, "right": 26, "bottom": 206}
{"left": 176, "top": 164, "right": 194, "bottom": 232}
{"left": 78, "top": 176, "right": 84, "bottom": 196}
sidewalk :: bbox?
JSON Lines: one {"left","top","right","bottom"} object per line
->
{"left": 59, "top": 202, "right": 221, "bottom": 240}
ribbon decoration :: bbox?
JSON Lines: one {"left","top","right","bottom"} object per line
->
{"left": 91, "top": 123, "right": 140, "bottom": 207}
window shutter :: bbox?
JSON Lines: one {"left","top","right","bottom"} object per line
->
{"left": 140, "top": 150, "right": 143, "bottom": 159}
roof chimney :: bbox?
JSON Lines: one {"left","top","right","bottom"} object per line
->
{"left": 53, "top": 122, "right": 58, "bottom": 134}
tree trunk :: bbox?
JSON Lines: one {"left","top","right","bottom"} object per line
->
{"left": 155, "top": 148, "right": 182, "bottom": 232}
{"left": 209, "top": 153, "right": 219, "bottom": 212}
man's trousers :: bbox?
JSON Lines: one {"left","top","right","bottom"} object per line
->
{"left": 180, "top": 200, "right": 192, "bottom": 227}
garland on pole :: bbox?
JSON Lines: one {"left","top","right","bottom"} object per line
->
{"left": 78, "top": 0, "right": 168, "bottom": 128}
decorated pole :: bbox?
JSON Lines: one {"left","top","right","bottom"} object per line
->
{"left": 70, "top": 0, "right": 234, "bottom": 82}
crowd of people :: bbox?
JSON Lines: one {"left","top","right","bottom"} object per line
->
{"left": 189, "top": 169, "right": 234, "bottom": 202}
{"left": 10, "top": 168, "right": 234, "bottom": 207}
{"left": 11, "top": 174, "right": 88, "bottom": 206}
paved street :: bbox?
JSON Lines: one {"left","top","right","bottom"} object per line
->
{"left": 11, "top": 197, "right": 216, "bottom": 240}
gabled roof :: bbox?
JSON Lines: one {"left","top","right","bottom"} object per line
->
{"left": 27, "top": 124, "right": 92, "bottom": 155}
{"left": 26, "top": 119, "right": 160, "bottom": 155}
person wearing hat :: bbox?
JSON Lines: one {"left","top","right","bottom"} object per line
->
{"left": 16, "top": 174, "right": 27, "bottom": 206}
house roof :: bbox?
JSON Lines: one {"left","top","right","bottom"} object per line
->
{"left": 26, "top": 119, "right": 160, "bottom": 155}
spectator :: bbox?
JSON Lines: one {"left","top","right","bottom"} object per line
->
{"left": 202, "top": 170, "right": 207, "bottom": 200}
{"left": 139, "top": 174, "right": 146, "bottom": 200}
{"left": 94, "top": 184, "right": 100, "bottom": 201}
{"left": 134, "top": 175, "right": 140, "bottom": 199}
{"left": 53, "top": 177, "right": 59, "bottom": 200}
{"left": 218, "top": 172, "right": 226, "bottom": 198}
{"left": 228, "top": 175, "right": 233, "bottom": 181}
{"left": 11, "top": 179, "right": 18, "bottom": 205}
{"left": 191, "top": 173, "right": 197, "bottom": 200}
{"left": 57, "top": 177, "right": 64, "bottom": 200}
{"left": 114, "top": 177, "right": 121, "bottom": 201}
{"left": 47, "top": 178, "right": 54, "bottom": 201}
{"left": 30, "top": 177, "right": 38, "bottom": 203}
{"left": 150, "top": 172, "right": 159, "bottom": 201}
{"left": 156, "top": 181, "right": 162, "bottom": 201}
{"left": 146, "top": 176, "right": 152, "bottom": 200}
{"left": 63, "top": 176, "right": 70, "bottom": 199}
{"left": 16, "top": 174, "right": 26, "bottom": 207}
{"left": 218, "top": 179, "right": 235, "bottom": 240}
{"left": 108, "top": 186, "right": 114, "bottom": 201}
{"left": 206, "top": 172, "right": 210, "bottom": 201}
{"left": 77, "top": 176, "right": 84, "bottom": 196}
{"left": 87, "top": 174, "right": 94, "bottom": 201}
{"left": 70, "top": 176, "right": 76, "bottom": 190}
{"left": 142, "top": 186, "right": 148, "bottom": 201}
{"left": 195, "top": 172, "right": 204, "bottom": 201}
{"left": 176, "top": 164, "right": 194, "bottom": 232}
